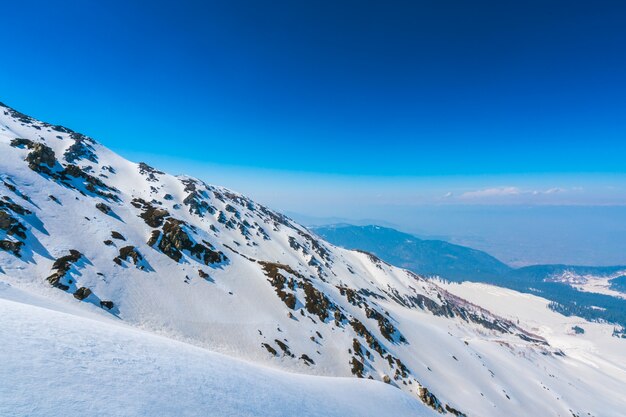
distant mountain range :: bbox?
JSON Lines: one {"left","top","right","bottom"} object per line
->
{"left": 313, "top": 224, "right": 512, "bottom": 282}
{"left": 314, "top": 224, "right": 626, "bottom": 332}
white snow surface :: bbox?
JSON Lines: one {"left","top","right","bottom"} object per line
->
{"left": 545, "top": 270, "right": 626, "bottom": 300}
{"left": 0, "top": 282, "right": 432, "bottom": 417}
{"left": 1, "top": 102, "right": 626, "bottom": 416}
{"left": 441, "top": 281, "right": 626, "bottom": 385}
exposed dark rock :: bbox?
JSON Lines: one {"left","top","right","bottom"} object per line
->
{"left": 2, "top": 105, "right": 36, "bottom": 124}
{"left": 350, "top": 356, "right": 365, "bottom": 378}
{"left": 262, "top": 343, "right": 278, "bottom": 356}
{"left": 300, "top": 354, "right": 315, "bottom": 365}
{"left": 59, "top": 164, "right": 118, "bottom": 200}
{"left": 352, "top": 338, "right": 364, "bottom": 357}
{"left": 64, "top": 132, "right": 97, "bottom": 163}
{"left": 102, "top": 165, "right": 116, "bottom": 174}
{"left": 297, "top": 229, "right": 331, "bottom": 263}
{"left": 0, "top": 210, "right": 27, "bottom": 239}
{"left": 302, "top": 281, "right": 332, "bottom": 321}
{"left": 147, "top": 217, "right": 226, "bottom": 265}
{"left": 9, "top": 138, "right": 35, "bottom": 149}
{"left": 0, "top": 196, "right": 31, "bottom": 216}
{"left": 26, "top": 143, "right": 57, "bottom": 174}
{"left": 393, "top": 357, "right": 409, "bottom": 379}
{"left": 417, "top": 386, "right": 445, "bottom": 413}
{"left": 147, "top": 230, "right": 161, "bottom": 246}
{"left": 445, "top": 404, "right": 467, "bottom": 417}
{"left": 259, "top": 261, "right": 302, "bottom": 310}
{"left": 288, "top": 236, "right": 302, "bottom": 252}
{"left": 337, "top": 285, "right": 365, "bottom": 307}
{"left": 224, "top": 204, "right": 238, "bottom": 215}
{"left": 138, "top": 162, "right": 163, "bottom": 181}
{"left": 114, "top": 246, "right": 143, "bottom": 266}
{"left": 182, "top": 188, "right": 216, "bottom": 217}
{"left": 47, "top": 250, "right": 82, "bottom": 290}
{"left": 132, "top": 198, "right": 170, "bottom": 227}
{"left": 364, "top": 305, "right": 405, "bottom": 343}
{"left": 95, "top": 202, "right": 111, "bottom": 214}
{"left": 2, "top": 181, "right": 17, "bottom": 192}
{"left": 156, "top": 219, "right": 187, "bottom": 260}
{"left": 0, "top": 239, "right": 23, "bottom": 257}
{"left": 51, "top": 124, "right": 73, "bottom": 133}
{"left": 103, "top": 240, "right": 114, "bottom": 246}
{"left": 274, "top": 339, "right": 294, "bottom": 357}
{"left": 100, "top": 300, "right": 114, "bottom": 309}
{"left": 52, "top": 250, "right": 82, "bottom": 271}
{"left": 111, "top": 231, "right": 126, "bottom": 240}
{"left": 350, "top": 319, "right": 385, "bottom": 356}
{"left": 73, "top": 287, "right": 92, "bottom": 300}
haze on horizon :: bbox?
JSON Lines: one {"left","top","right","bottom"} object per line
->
{"left": 2, "top": 0, "right": 625, "bottom": 266}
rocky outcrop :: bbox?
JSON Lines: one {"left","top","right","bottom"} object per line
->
{"left": 417, "top": 386, "right": 445, "bottom": 413}
{"left": 259, "top": 261, "right": 300, "bottom": 310}
{"left": 64, "top": 132, "right": 97, "bottom": 163}
{"left": 59, "top": 164, "right": 119, "bottom": 201}
{"left": 0, "top": 240, "right": 23, "bottom": 257}
{"left": 0, "top": 210, "right": 27, "bottom": 239}
{"left": 131, "top": 198, "right": 169, "bottom": 227}
{"left": 114, "top": 246, "right": 144, "bottom": 267}
{"left": 96, "top": 202, "right": 111, "bottom": 214}
{"left": 148, "top": 218, "right": 226, "bottom": 265}
{"left": 138, "top": 162, "right": 163, "bottom": 182}
{"left": 73, "top": 286, "right": 92, "bottom": 300}
{"left": 46, "top": 250, "right": 82, "bottom": 290}
{"left": 10, "top": 138, "right": 57, "bottom": 174}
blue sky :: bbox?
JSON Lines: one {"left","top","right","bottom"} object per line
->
{"left": 2, "top": 0, "right": 626, "bottom": 264}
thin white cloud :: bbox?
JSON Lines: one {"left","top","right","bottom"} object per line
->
{"left": 460, "top": 186, "right": 570, "bottom": 200}
{"left": 460, "top": 186, "right": 521, "bottom": 199}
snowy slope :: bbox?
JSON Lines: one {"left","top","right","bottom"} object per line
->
{"left": 1, "top": 101, "right": 625, "bottom": 416}
{"left": 545, "top": 269, "right": 626, "bottom": 300}
{"left": 0, "top": 282, "right": 433, "bottom": 417}
{"left": 441, "top": 281, "right": 626, "bottom": 379}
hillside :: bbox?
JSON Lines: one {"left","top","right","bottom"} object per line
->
{"left": 313, "top": 225, "right": 512, "bottom": 281}
{"left": 0, "top": 282, "right": 433, "bottom": 417}
{"left": 316, "top": 224, "right": 626, "bottom": 332}
{"left": 1, "top": 101, "right": 626, "bottom": 416}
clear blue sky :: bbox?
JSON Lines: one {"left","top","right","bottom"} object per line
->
{"left": 2, "top": 0, "right": 626, "bottom": 177}
{"left": 2, "top": 0, "right": 626, "bottom": 264}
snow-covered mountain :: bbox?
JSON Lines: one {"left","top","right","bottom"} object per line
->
{"left": 1, "top": 101, "right": 625, "bottom": 417}
{"left": 314, "top": 224, "right": 626, "bottom": 333}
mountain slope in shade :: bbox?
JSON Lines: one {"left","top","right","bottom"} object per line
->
{"left": 1, "top": 101, "right": 626, "bottom": 416}
{"left": 313, "top": 224, "right": 512, "bottom": 282}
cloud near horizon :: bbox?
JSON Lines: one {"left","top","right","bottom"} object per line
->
{"left": 457, "top": 186, "right": 569, "bottom": 200}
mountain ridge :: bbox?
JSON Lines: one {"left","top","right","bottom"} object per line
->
{"left": 2, "top": 101, "right": 625, "bottom": 416}
{"left": 314, "top": 224, "right": 626, "bottom": 333}
{"left": 313, "top": 224, "right": 513, "bottom": 282}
